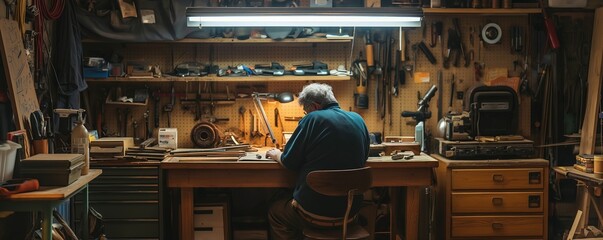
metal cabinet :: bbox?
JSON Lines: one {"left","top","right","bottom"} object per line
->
{"left": 74, "top": 162, "right": 163, "bottom": 239}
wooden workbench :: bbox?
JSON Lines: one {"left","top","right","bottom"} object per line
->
{"left": 0, "top": 169, "right": 102, "bottom": 240}
{"left": 162, "top": 152, "right": 438, "bottom": 240}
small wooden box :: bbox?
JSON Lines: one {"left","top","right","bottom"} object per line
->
{"left": 90, "top": 137, "right": 134, "bottom": 160}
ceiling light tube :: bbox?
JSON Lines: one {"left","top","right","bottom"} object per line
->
{"left": 186, "top": 7, "right": 423, "bottom": 28}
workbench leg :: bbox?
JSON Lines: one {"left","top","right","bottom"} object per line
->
{"left": 42, "top": 208, "right": 53, "bottom": 240}
{"left": 406, "top": 186, "right": 420, "bottom": 240}
{"left": 82, "top": 185, "right": 89, "bottom": 240}
{"left": 180, "top": 188, "right": 194, "bottom": 240}
{"left": 389, "top": 187, "right": 398, "bottom": 240}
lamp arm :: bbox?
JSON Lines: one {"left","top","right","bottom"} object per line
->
{"left": 253, "top": 94, "right": 277, "bottom": 144}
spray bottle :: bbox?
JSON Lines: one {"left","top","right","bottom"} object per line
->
{"left": 55, "top": 108, "right": 89, "bottom": 175}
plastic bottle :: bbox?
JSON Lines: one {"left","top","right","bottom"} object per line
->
{"left": 71, "top": 109, "right": 89, "bottom": 175}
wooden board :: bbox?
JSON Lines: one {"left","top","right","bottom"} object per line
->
{"left": 0, "top": 19, "right": 40, "bottom": 133}
{"left": 5, "top": 169, "right": 102, "bottom": 200}
{"left": 580, "top": 7, "right": 603, "bottom": 155}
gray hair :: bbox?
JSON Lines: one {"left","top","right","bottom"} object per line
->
{"left": 298, "top": 83, "right": 338, "bottom": 107}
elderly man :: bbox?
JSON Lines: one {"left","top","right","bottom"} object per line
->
{"left": 266, "top": 83, "right": 370, "bottom": 240}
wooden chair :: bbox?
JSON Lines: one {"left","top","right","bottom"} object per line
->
{"left": 302, "top": 166, "right": 373, "bottom": 240}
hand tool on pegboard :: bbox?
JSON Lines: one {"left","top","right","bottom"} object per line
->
{"left": 133, "top": 119, "right": 139, "bottom": 143}
{"left": 430, "top": 21, "right": 442, "bottom": 48}
{"left": 452, "top": 18, "right": 471, "bottom": 68}
{"left": 123, "top": 108, "right": 130, "bottom": 137}
{"left": 540, "top": 0, "right": 560, "bottom": 50}
{"left": 365, "top": 30, "right": 375, "bottom": 67}
{"left": 352, "top": 56, "right": 369, "bottom": 109}
{"left": 163, "top": 82, "right": 175, "bottom": 127}
{"left": 144, "top": 110, "right": 152, "bottom": 139}
{"left": 437, "top": 70, "right": 443, "bottom": 121}
{"left": 195, "top": 82, "right": 202, "bottom": 121}
{"left": 153, "top": 89, "right": 161, "bottom": 128}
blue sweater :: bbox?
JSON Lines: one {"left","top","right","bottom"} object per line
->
{"left": 281, "top": 102, "right": 370, "bottom": 217}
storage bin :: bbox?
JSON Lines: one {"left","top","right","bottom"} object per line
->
{"left": 0, "top": 140, "right": 22, "bottom": 182}
{"left": 19, "top": 154, "right": 85, "bottom": 186}
{"left": 548, "top": 0, "right": 587, "bottom": 8}
{"left": 83, "top": 67, "right": 109, "bottom": 78}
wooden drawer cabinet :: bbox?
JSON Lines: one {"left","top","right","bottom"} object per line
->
{"left": 433, "top": 155, "right": 549, "bottom": 240}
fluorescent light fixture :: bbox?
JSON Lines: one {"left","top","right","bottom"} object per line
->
{"left": 186, "top": 7, "right": 422, "bottom": 27}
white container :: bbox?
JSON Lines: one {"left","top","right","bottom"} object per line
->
{"left": 548, "top": 0, "right": 587, "bottom": 8}
{"left": 158, "top": 128, "right": 178, "bottom": 149}
{"left": 0, "top": 140, "right": 22, "bottom": 182}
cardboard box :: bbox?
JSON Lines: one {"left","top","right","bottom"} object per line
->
{"left": 158, "top": 128, "right": 178, "bottom": 149}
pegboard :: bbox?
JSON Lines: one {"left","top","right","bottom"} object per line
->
{"left": 85, "top": 15, "right": 533, "bottom": 148}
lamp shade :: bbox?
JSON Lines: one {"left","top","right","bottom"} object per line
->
{"left": 186, "top": 7, "right": 423, "bottom": 28}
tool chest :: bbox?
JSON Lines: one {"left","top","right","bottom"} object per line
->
{"left": 433, "top": 154, "right": 549, "bottom": 240}
{"left": 73, "top": 162, "right": 163, "bottom": 239}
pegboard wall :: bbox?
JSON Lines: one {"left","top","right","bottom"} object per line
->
{"left": 85, "top": 14, "right": 532, "bottom": 148}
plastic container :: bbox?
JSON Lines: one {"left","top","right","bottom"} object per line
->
{"left": 0, "top": 140, "right": 22, "bottom": 182}
{"left": 548, "top": 0, "right": 587, "bottom": 8}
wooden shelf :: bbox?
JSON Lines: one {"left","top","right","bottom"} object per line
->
{"left": 86, "top": 74, "right": 351, "bottom": 83}
{"left": 82, "top": 37, "right": 353, "bottom": 44}
{"left": 422, "top": 8, "right": 541, "bottom": 15}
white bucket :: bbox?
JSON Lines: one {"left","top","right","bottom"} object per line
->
{"left": 0, "top": 140, "right": 22, "bottom": 182}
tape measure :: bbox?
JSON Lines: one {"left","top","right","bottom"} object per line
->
{"left": 481, "top": 23, "right": 502, "bottom": 44}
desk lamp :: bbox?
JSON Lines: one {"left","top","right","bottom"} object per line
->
{"left": 252, "top": 92, "right": 294, "bottom": 145}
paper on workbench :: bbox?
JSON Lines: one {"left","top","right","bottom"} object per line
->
{"left": 238, "top": 151, "right": 275, "bottom": 162}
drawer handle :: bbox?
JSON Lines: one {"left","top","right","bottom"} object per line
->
{"left": 492, "top": 222, "right": 504, "bottom": 229}
{"left": 492, "top": 174, "right": 504, "bottom": 182}
{"left": 491, "top": 197, "right": 503, "bottom": 206}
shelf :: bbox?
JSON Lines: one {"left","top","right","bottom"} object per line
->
{"left": 86, "top": 75, "right": 351, "bottom": 83}
{"left": 422, "top": 8, "right": 541, "bottom": 15}
{"left": 82, "top": 37, "right": 353, "bottom": 44}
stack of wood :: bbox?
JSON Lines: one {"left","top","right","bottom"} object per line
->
{"left": 574, "top": 154, "right": 594, "bottom": 173}
{"left": 170, "top": 145, "right": 252, "bottom": 161}
{"left": 120, "top": 147, "right": 171, "bottom": 161}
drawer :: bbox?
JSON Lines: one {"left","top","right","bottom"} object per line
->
{"left": 89, "top": 201, "right": 159, "bottom": 219}
{"left": 89, "top": 190, "right": 159, "bottom": 201}
{"left": 103, "top": 219, "right": 160, "bottom": 238}
{"left": 194, "top": 206, "right": 225, "bottom": 228}
{"left": 451, "top": 215, "right": 543, "bottom": 238}
{"left": 94, "top": 166, "right": 159, "bottom": 176}
{"left": 452, "top": 192, "right": 543, "bottom": 213}
{"left": 195, "top": 227, "right": 225, "bottom": 240}
{"left": 90, "top": 183, "right": 159, "bottom": 191}
{"left": 452, "top": 168, "right": 543, "bottom": 190}
{"left": 94, "top": 175, "right": 158, "bottom": 184}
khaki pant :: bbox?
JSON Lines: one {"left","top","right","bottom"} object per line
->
{"left": 268, "top": 197, "right": 344, "bottom": 240}
{"left": 268, "top": 197, "right": 306, "bottom": 240}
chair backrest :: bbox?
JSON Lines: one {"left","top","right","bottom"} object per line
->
{"left": 305, "top": 166, "right": 372, "bottom": 240}
{"left": 306, "top": 167, "right": 373, "bottom": 197}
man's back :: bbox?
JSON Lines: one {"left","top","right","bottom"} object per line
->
{"left": 281, "top": 102, "right": 369, "bottom": 218}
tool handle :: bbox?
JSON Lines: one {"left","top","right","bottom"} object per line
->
{"left": 365, "top": 43, "right": 374, "bottom": 67}
{"left": 544, "top": 17, "right": 560, "bottom": 50}
{"left": 418, "top": 41, "right": 437, "bottom": 64}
